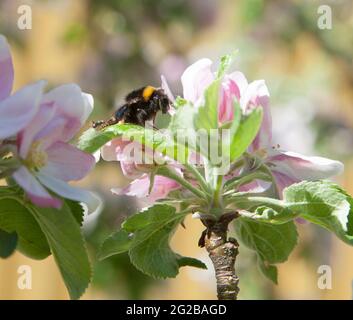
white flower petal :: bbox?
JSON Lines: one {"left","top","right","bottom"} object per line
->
{"left": 0, "top": 81, "right": 45, "bottom": 139}
{"left": 37, "top": 173, "right": 102, "bottom": 215}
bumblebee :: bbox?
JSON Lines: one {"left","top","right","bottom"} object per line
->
{"left": 92, "top": 86, "right": 171, "bottom": 129}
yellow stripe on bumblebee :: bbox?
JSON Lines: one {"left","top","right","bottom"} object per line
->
{"left": 142, "top": 86, "right": 156, "bottom": 101}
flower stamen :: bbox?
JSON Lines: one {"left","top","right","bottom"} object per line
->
{"left": 24, "top": 141, "right": 48, "bottom": 171}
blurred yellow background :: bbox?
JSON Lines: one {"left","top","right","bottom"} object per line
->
{"left": 0, "top": 0, "right": 353, "bottom": 299}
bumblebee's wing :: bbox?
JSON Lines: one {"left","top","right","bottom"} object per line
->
{"left": 114, "top": 104, "right": 129, "bottom": 121}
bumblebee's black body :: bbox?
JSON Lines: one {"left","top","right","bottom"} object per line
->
{"left": 92, "top": 86, "right": 170, "bottom": 129}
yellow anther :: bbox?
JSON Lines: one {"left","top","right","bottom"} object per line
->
{"left": 24, "top": 141, "right": 48, "bottom": 171}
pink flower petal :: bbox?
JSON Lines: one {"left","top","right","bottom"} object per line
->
{"left": 18, "top": 102, "right": 57, "bottom": 158}
{"left": 42, "top": 84, "right": 93, "bottom": 127}
{"left": 241, "top": 80, "right": 271, "bottom": 150}
{"left": 112, "top": 174, "right": 180, "bottom": 203}
{"left": 112, "top": 174, "right": 150, "bottom": 198}
{"left": 295, "top": 218, "right": 309, "bottom": 225}
{"left": 161, "top": 75, "right": 176, "bottom": 115}
{"left": 101, "top": 138, "right": 132, "bottom": 162}
{"left": 41, "top": 142, "right": 95, "bottom": 181}
{"left": 181, "top": 58, "right": 214, "bottom": 104}
{"left": 240, "top": 80, "right": 270, "bottom": 111}
{"left": 239, "top": 180, "right": 272, "bottom": 193}
{"left": 120, "top": 161, "right": 144, "bottom": 179}
{"left": 12, "top": 166, "right": 61, "bottom": 208}
{"left": 227, "top": 71, "right": 248, "bottom": 96}
{"left": 218, "top": 72, "right": 247, "bottom": 123}
{"left": 0, "top": 81, "right": 45, "bottom": 139}
{"left": 271, "top": 171, "right": 298, "bottom": 196}
{"left": 268, "top": 150, "right": 344, "bottom": 182}
{"left": 147, "top": 175, "right": 180, "bottom": 202}
{"left": 35, "top": 114, "right": 81, "bottom": 147}
{"left": 0, "top": 35, "right": 14, "bottom": 101}
{"left": 161, "top": 75, "right": 175, "bottom": 102}
{"left": 37, "top": 173, "right": 101, "bottom": 214}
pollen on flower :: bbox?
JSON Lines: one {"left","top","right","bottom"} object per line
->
{"left": 24, "top": 141, "right": 48, "bottom": 171}
{"left": 257, "top": 148, "right": 268, "bottom": 158}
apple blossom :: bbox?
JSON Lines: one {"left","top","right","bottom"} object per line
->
{"left": 180, "top": 57, "right": 343, "bottom": 195}
{"left": 81, "top": 54, "right": 353, "bottom": 301}
{"left": 0, "top": 35, "right": 100, "bottom": 213}
{"left": 101, "top": 137, "right": 182, "bottom": 203}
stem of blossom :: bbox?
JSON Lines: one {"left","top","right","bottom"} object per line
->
{"left": 223, "top": 170, "right": 271, "bottom": 192}
{"left": 184, "top": 162, "right": 211, "bottom": 196}
{"left": 212, "top": 174, "right": 224, "bottom": 209}
{"left": 156, "top": 166, "right": 207, "bottom": 200}
{"left": 202, "top": 212, "right": 239, "bottom": 300}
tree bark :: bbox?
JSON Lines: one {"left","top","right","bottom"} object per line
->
{"left": 200, "top": 213, "right": 239, "bottom": 300}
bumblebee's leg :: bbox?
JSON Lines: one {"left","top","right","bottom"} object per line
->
{"left": 92, "top": 116, "right": 119, "bottom": 130}
{"left": 93, "top": 120, "right": 103, "bottom": 127}
{"left": 92, "top": 120, "right": 105, "bottom": 128}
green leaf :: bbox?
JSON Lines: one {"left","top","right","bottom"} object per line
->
{"left": 99, "top": 204, "right": 206, "bottom": 278}
{"left": 0, "top": 190, "right": 51, "bottom": 259}
{"left": 216, "top": 51, "right": 238, "bottom": 78}
{"left": 29, "top": 202, "right": 91, "bottom": 300}
{"left": 258, "top": 258, "right": 278, "bottom": 284}
{"left": 173, "top": 96, "right": 188, "bottom": 109}
{"left": 233, "top": 180, "right": 353, "bottom": 248}
{"left": 78, "top": 124, "right": 189, "bottom": 164}
{"left": 0, "top": 186, "right": 91, "bottom": 299}
{"left": 66, "top": 200, "right": 85, "bottom": 226}
{"left": 283, "top": 180, "right": 353, "bottom": 245}
{"left": 221, "top": 100, "right": 242, "bottom": 159}
{"left": 0, "top": 229, "right": 17, "bottom": 258}
{"left": 168, "top": 102, "right": 196, "bottom": 134}
{"left": 177, "top": 256, "right": 207, "bottom": 269}
{"left": 98, "top": 229, "right": 133, "bottom": 260}
{"left": 194, "top": 79, "right": 221, "bottom": 132}
{"left": 234, "top": 218, "right": 297, "bottom": 282}
{"left": 230, "top": 107, "right": 263, "bottom": 162}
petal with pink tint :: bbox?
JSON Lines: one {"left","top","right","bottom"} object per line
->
{"left": 271, "top": 171, "right": 298, "bottom": 196}
{"left": 37, "top": 173, "right": 102, "bottom": 214}
{"left": 240, "top": 80, "right": 270, "bottom": 111}
{"left": 241, "top": 80, "right": 271, "bottom": 150}
{"left": 268, "top": 150, "right": 344, "bottom": 182}
{"left": 81, "top": 93, "right": 94, "bottom": 124}
{"left": 12, "top": 166, "right": 61, "bottom": 208}
{"left": 0, "top": 35, "right": 14, "bottom": 101}
{"left": 120, "top": 161, "right": 144, "bottom": 179}
{"left": 112, "top": 174, "right": 150, "bottom": 198}
{"left": 42, "top": 84, "right": 93, "bottom": 126}
{"left": 218, "top": 73, "right": 247, "bottom": 123}
{"left": 161, "top": 75, "right": 176, "bottom": 115}
{"left": 147, "top": 175, "right": 180, "bottom": 202}
{"left": 36, "top": 115, "right": 81, "bottom": 147}
{"left": 226, "top": 71, "right": 248, "bottom": 96}
{"left": 41, "top": 141, "right": 95, "bottom": 181}
{"left": 0, "top": 81, "right": 45, "bottom": 139}
{"left": 18, "top": 102, "right": 57, "bottom": 158}
{"left": 112, "top": 174, "right": 180, "bottom": 203}
{"left": 181, "top": 58, "right": 214, "bottom": 104}
{"left": 161, "top": 75, "right": 175, "bottom": 102}
{"left": 239, "top": 179, "right": 272, "bottom": 193}
{"left": 101, "top": 138, "right": 132, "bottom": 162}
